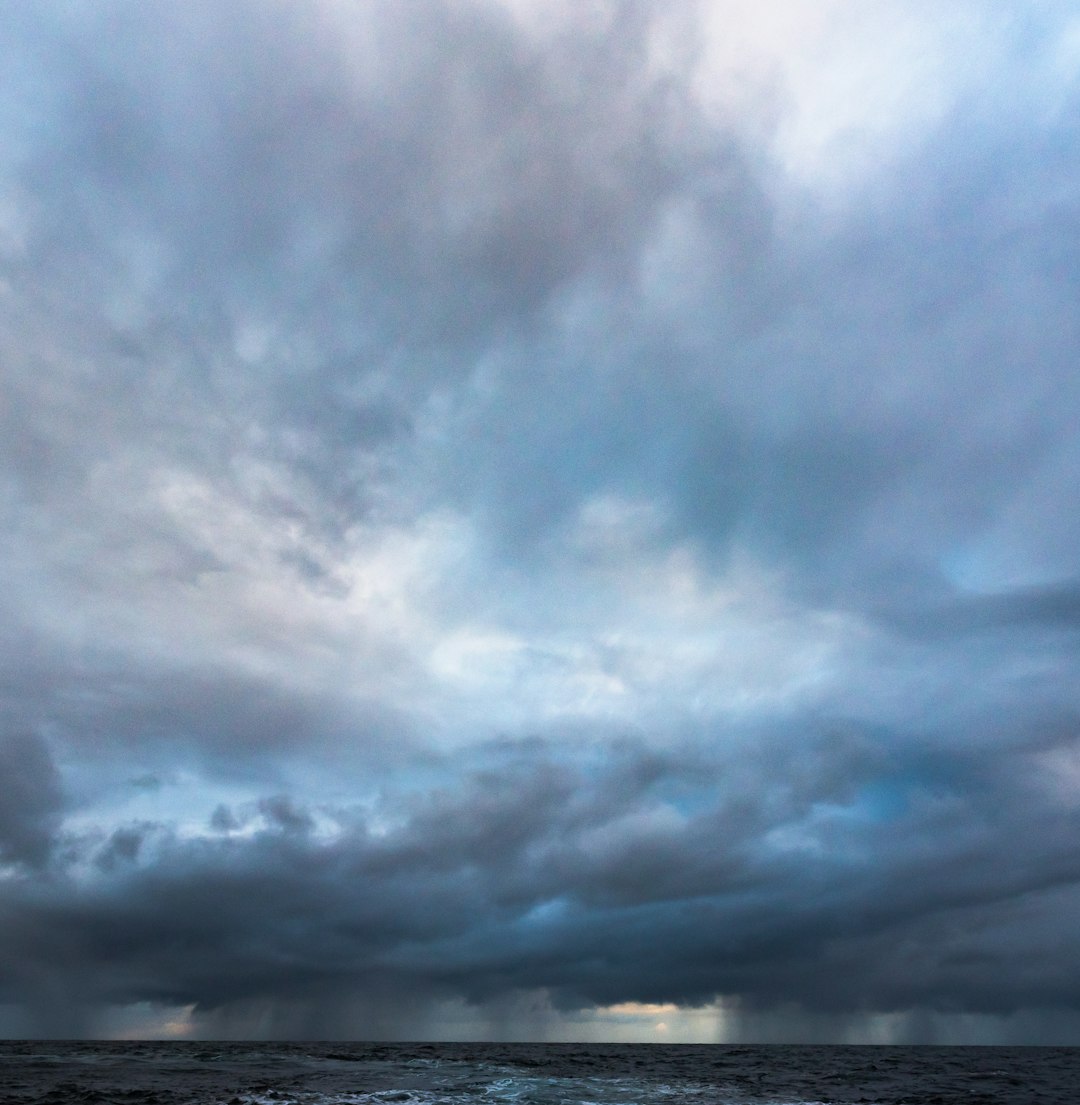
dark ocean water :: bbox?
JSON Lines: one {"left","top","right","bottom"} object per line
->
{"left": 0, "top": 1041, "right": 1076, "bottom": 1105}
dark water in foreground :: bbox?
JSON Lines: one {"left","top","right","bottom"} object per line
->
{"left": 0, "top": 1041, "right": 1076, "bottom": 1105}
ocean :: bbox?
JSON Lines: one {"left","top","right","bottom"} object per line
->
{"left": 0, "top": 1040, "right": 1076, "bottom": 1105}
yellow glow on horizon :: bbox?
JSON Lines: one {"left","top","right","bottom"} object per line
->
{"left": 604, "top": 1001, "right": 680, "bottom": 1017}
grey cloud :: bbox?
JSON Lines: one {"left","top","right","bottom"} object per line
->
{"left": 210, "top": 804, "right": 240, "bottom": 834}
{"left": 2, "top": 727, "right": 1079, "bottom": 1036}
{"left": 258, "top": 795, "right": 315, "bottom": 836}
{"left": 0, "top": 0, "right": 724, "bottom": 603}
{"left": 0, "top": 733, "right": 64, "bottom": 869}
{"left": 0, "top": 604, "right": 417, "bottom": 781}
{"left": 93, "top": 824, "right": 150, "bottom": 872}
{"left": 873, "top": 577, "right": 1080, "bottom": 641}
{"left": 6, "top": 0, "right": 695, "bottom": 336}
{"left": 425, "top": 50, "right": 1080, "bottom": 612}
{"left": 2, "top": 0, "right": 1080, "bottom": 1042}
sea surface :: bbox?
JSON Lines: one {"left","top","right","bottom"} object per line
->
{"left": 0, "top": 1040, "right": 1076, "bottom": 1105}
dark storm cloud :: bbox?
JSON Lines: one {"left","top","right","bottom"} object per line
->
{"left": 3, "top": 727, "right": 1080, "bottom": 1037}
{"left": 2, "top": 0, "right": 1080, "bottom": 1042}
{"left": 876, "top": 576, "right": 1080, "bottom": 639}
{"left": 0, "top": 733, "right": 63, "bottom": 869}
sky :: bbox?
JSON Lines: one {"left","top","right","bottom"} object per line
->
{"left": 2, "top": 0, "right": 1080, "bottom": 1044}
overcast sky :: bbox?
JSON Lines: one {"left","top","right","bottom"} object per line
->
{"left": 3, "top": 0, "right": 1080, "bottom": 1044}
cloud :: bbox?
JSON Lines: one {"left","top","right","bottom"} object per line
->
{"left": 2, "top": 724, "right": 1080, "bottom": 1038}
{"left": 0, "top": 733, "right": 63, "bottom": 869}
{"left": 1, "top": 0, "right": 1080, "bottom": 1041}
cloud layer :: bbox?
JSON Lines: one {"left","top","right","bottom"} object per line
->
{"left": 2, "top": 0, "right": 1080, "bottom": 1042}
